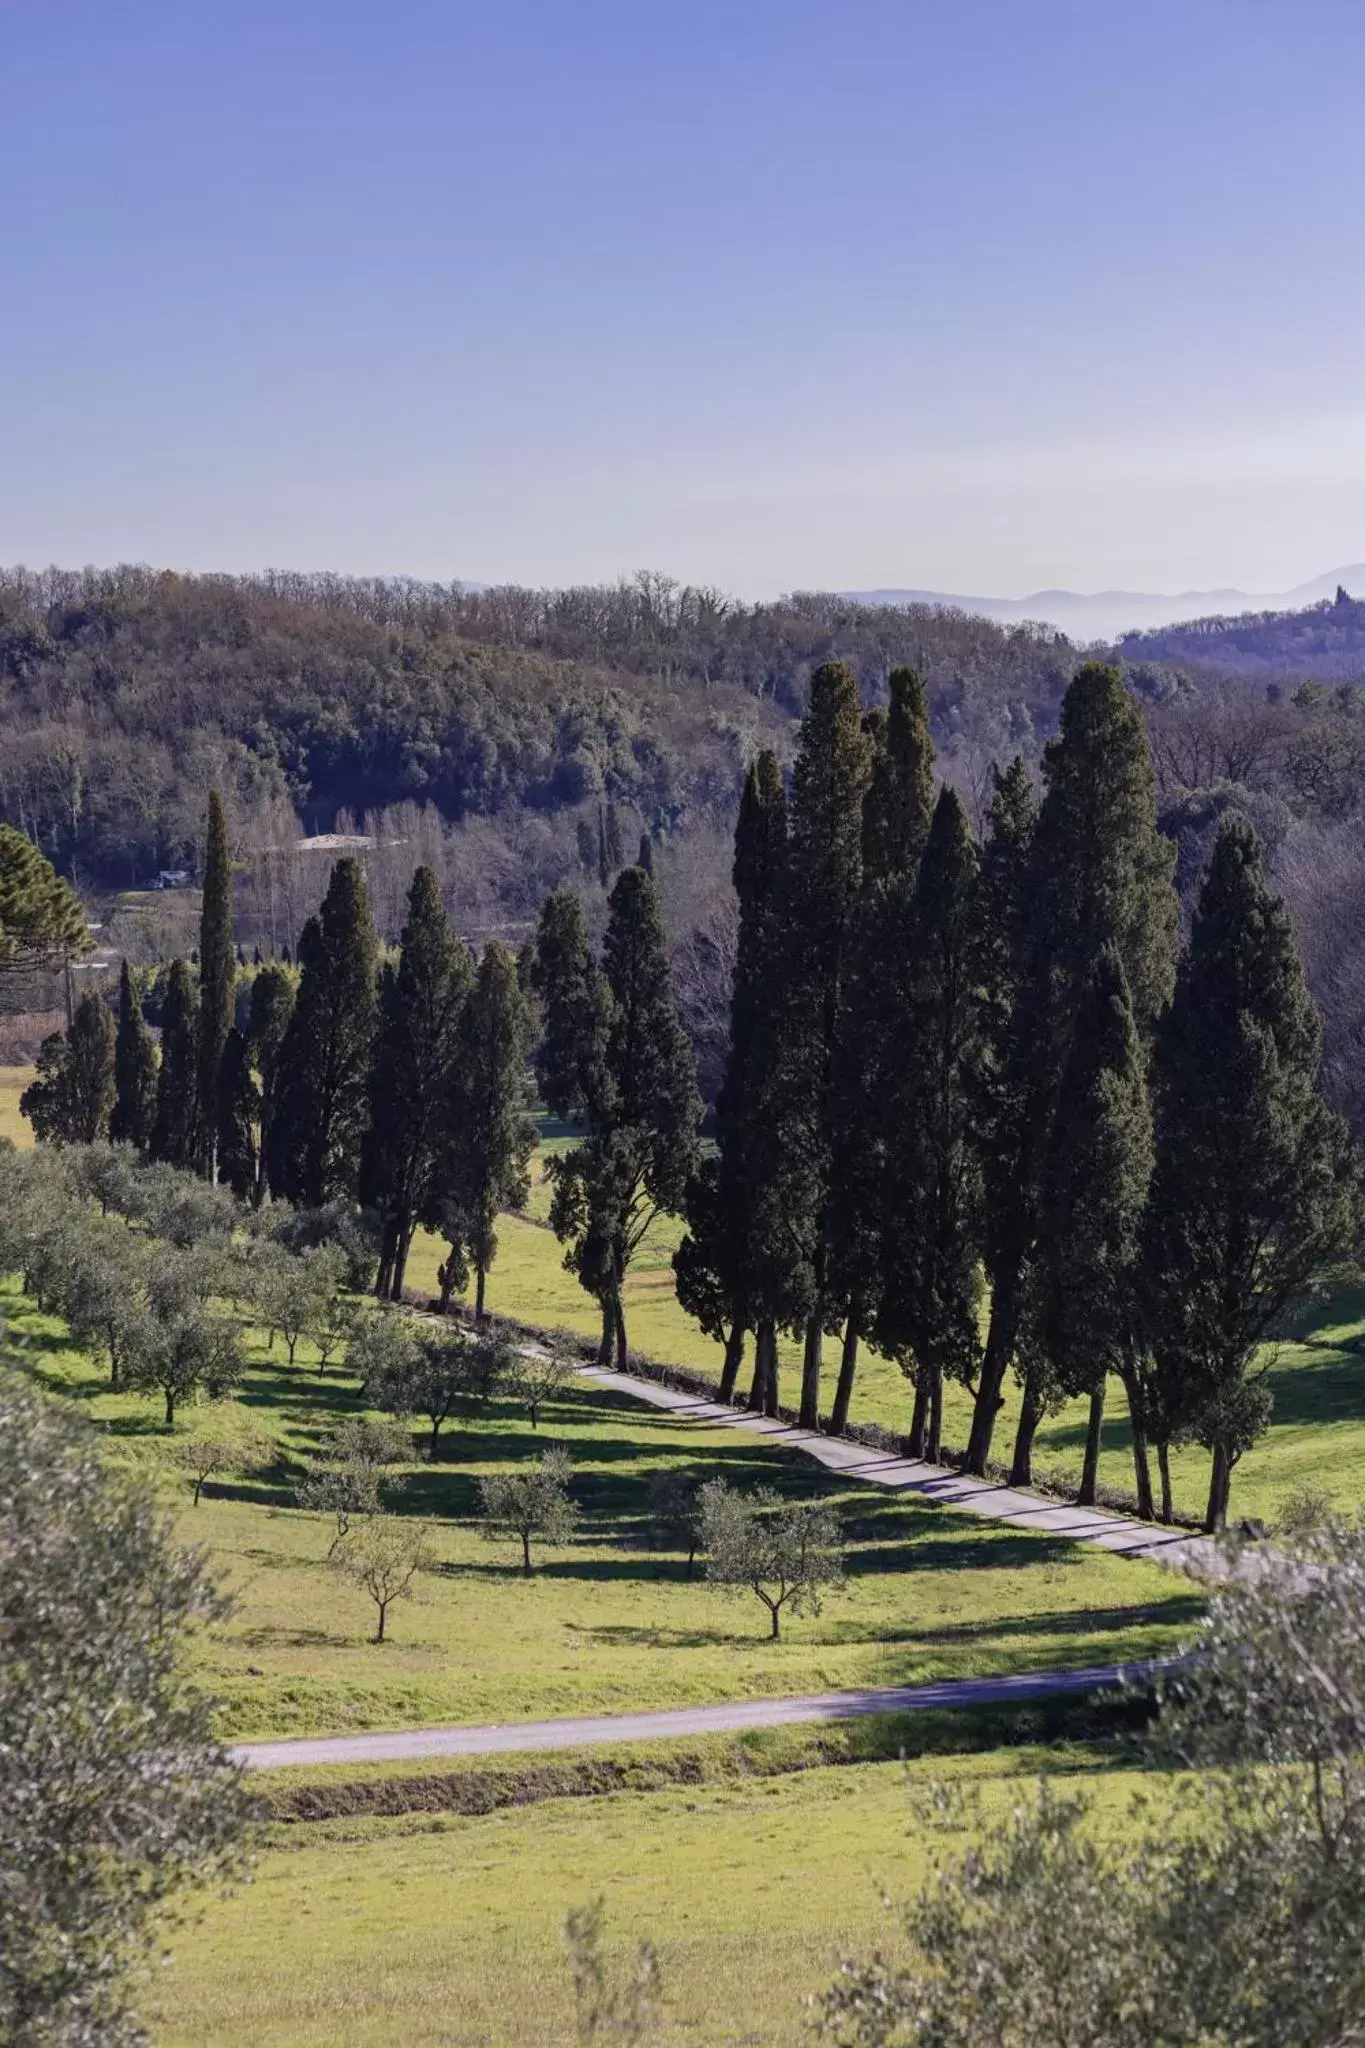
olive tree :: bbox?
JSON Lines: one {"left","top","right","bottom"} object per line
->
{"left": 332, "top": 1511, "right": 431, "bottom": 1642}
{"left": 512, "top": 1345, "right": 576, "bottom": 1428}
{"left": 298, "top": 1418, "right": 410, "bottom": 1555}
{"left": 0, "top": 1367, "right": 255, "bottom": 2045}
{"left": 698, "top": 1481, "right": 844, "bottom": 1640}
{"left": 479, "top": 1448, "right": 578, "bottom": 1575}
{"left": 365, "top": 1323, "right": 513, "bottom": 1457}
{"left": 171, "top": 1421, "right": 272, "bottom": 1507}
{"left": 817, "top": 1520, "right": 1365, "bottom": 2048}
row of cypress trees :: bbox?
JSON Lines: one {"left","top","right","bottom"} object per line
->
{"left": 674, "top": 659, "right": 1360, "bottom": 1532}
{"left": 106, "top": 800, "right": 538, "bottom": 1316}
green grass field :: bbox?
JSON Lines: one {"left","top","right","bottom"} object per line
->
{"left": 19, "top": 1289, "right": 1196, "bottom": 1739}
{"left": 147, "top": 1745, "right": 1157, "bottom": 2047}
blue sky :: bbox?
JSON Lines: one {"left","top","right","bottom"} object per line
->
{"left": 5, "top": 0, "right": 1364, "bottom": 594}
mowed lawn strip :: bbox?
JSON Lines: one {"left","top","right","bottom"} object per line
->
{"left": 147, "top": 1748, "right": 1160, "bottom": 2048}
{"left": 14, "top": 1288, "right": 1197, "bottom": 1741}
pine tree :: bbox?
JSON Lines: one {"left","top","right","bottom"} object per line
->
{"left": 1033, "top": 948, "right": 1154, "bottom": 1511}
{"left": 246, "top": 965, "right": 294, "bottom": 1205}
{"left": 149, "top": 959, "right": 199, "bottom": 1168}
{"left": 215, "top": 1027, "right": 260, "bottom": 1200}
{"left": 110, "top": 960, "right": 158, "bottom": 1149}
{"left": 0, "top": 826, "right": 89, "bottom": 962}
{"left": 268, "top": 858, "right": 379, "bottom": 1206}
{"left": 545, "top": 869, "right": 700, "bottom": 1366}
{"left": 436, "top": 941, "right": 538, "bottom": 1319}
{"left": 761, "top": 661, "right": 873, "bottom": 1428}
{"left": 361, "top": 869, "right": 469, "bottom": 1299}
{"left": 1144, "top": 816, "right": 1360, "bottom": 1531}
{"left": 20, "top": 990, "right": 115, "bottom": 1145}
{"left": 828, "top": 669, "right": 937, "bottom": 1432}
{"left": 874, "top": 787, "right": 983, "bottom": 1460}
{"left": 675, "top": 752, "right": 788, "bottom": 1408}
{"left": 965, "top": 758, "right": 1040, "bottom": 1474}
{"left": 1002, "top": 666, "right": 1178, "bottom": 1487}
{"left": 197, "top": 791, "right": 234, "bottom": 1177}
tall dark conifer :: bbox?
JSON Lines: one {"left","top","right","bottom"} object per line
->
{"left": 436, "top": 940, "right": 538, "bottom": 1319}
{"left": 874, "top": 787, "right": 983, "bottom": 1460}
{"left": 675, "top": 752, "right": 788, "bottom": 1407}
{"left": 215, "top": 1027, "right": 260, "bottom": 1200}
{"left": 21, "top": 991, "right": 115, "bottom": 1146}
{"left": 149, "top": 959, "right": 199, "bottom": 1168}
{"left": 268, "top": 858, "right": 378, "bottom": 1206}
{"left": 828, "top": 668, "right": 936, "bottom": 1432}
{"left": 543, "top": 870, "right": 700, "bottom": 1366}
{"left": 763, "top": 661, "right": 873, "bottom": 1429}
{"left": 110, "top": 960, "right": 158, "bottom": 1150}
{"left": 1144, "top": 817, "right": 1360, "bottom": 1531}
{"left": 965, "top": 759, "right": 1039, "bottom": 1473}
{"left": 247, "top": 965, "right": 294, "bottom": 1205}
{"left": 362, "top": 868, "right": 469, "bottom": 1300}
{"left": 997, "top": 666, "right": 1178, "bottom": 1488}
{"left": 197, "top": 791, "right": 234, "bottom": 1176}
{"left": 1034, "top": 948, "right": 1154, "bottom": 1511}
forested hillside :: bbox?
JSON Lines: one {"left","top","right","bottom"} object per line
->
{"left": 1121, "top": 583, "right": 1365, "bottom": 679}
{"left": 0, "top": 565, "right": 1075, "bottom": 889}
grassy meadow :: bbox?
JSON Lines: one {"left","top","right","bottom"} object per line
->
{"left": 18, "top": 1287, "right": 1196, "bottom": 1740}
{"left": 148, "top": 1746, "right": 1159, "bottom": 2047}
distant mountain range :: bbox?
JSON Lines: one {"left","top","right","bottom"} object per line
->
{"left": 842, "top": 567, "right": 1365, "bottom": 645}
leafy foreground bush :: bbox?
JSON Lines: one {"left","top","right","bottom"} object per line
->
{"left": 0, "top": 1364, "right": 256, "bottom": 2046}
{"left": 817, "top": 1524, "right": 1365, "bottom": 2047}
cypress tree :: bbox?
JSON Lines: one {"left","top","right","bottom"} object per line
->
{"left": 545, "top": 868, "right": 700, "bottom": 1366}
{"left": 361, "top": 868, "right": 469, "bottom": 1300}
{"left": 268, "top": 858, "right": 378, "bottom": 1206}
{"left": 675, "top": 752, "right": 789, "bottom": 1408}
{"left": 215, "top": 1027, "right": 260, "bottom": 1200}
{"left": 828, "top": 669, "right": 937, "bottom": 1432}
{"left": 874, "top": 787, "right": 983, "bottom": 1460}
{"left": 20, "top": 990, "right": 115, "bottom": 1145}
{"left": 1144, "top": 816, "right": 1360, "bottom": 1532}
{"left": 764, "top": 661, "right": 873, "bottom": 1429}
{"left": 437, "top": 940, "right": 538, "bottom": 1319}
{"left": 197, "top": 790, "right": 234, "bottom": 1176}
{"left": 637, "top": 832, "right": 654, "bottom": 874}
{"left": 860, "top": 668, "right": 936, "bottom": 886}
{"left": 110, "top": 959, "right": 158, "bottom": 1149}
{"left": 1033, "top": 948, "right": 1154, "bottom": 1512}
{"left": 149, "top": 959, "right": 199, "bottom": 1167}
{"left": 247, "top": 965, "right": 295, "bottom": 1205}
{"left": 531, "top": 891, "right": 611, "bottom": 1125}
{"left": 965, "top": 758, "right": 1039, "bottom": 1474}
{"left": 1001, "top": 666, "right": 1178, "bottom": 1488}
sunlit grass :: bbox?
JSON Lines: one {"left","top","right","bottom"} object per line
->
{"left": 149, "top": 1745, "right": 1156, "bottom": 2047}
{"left": 18, "top": 1288, "right": 1195, "bottom": 1740}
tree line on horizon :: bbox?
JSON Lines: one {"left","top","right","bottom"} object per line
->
{"left": 20, "top": 657, "right": 1363, "bottom": 1532}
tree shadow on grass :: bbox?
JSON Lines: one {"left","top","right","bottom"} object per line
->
{"left": 232, "top": 1624, "right": 356, "bottom": 1651}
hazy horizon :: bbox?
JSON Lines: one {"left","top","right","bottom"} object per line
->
{"left": 6, "top": 1, "right": 1365, "bottom": 597}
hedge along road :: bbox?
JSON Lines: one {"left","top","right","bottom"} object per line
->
{"left": 233, "top": 1365, "right": 1210, "bottom": 1773}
